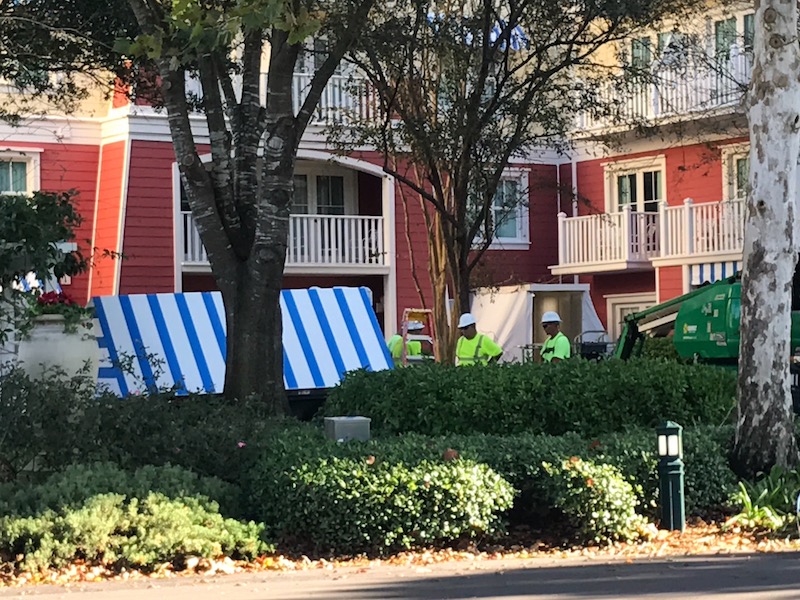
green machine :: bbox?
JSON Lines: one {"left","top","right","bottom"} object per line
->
{"left": 615, "top": 274, "right": 800, "bottom": 363}
{"left": 614, "top": 273, "right": 800, "bottom": 411}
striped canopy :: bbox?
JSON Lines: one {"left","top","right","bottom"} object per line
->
{"left": 93, "top": 287, "right": 392, "bottom": 396}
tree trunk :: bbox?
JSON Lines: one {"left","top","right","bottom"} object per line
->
{"left": 222, "top": 266, "right": 289, "bottom": 413}
{"left": 733, "top": 0, "right": 800, "bottom": 478}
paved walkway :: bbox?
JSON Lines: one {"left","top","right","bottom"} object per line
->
{"left": 2, "top": 553, "right": 800, "bottom": 600}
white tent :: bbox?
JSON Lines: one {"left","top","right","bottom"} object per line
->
{"left": 470, "top": 283, "right": 604, "bottom": 363}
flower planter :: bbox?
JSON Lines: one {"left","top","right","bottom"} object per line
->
{"left": 16, "top": 314, "right": 99, "bottom": 382}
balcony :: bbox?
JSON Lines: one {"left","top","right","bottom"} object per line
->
{"left": 551, "top": 199, "right": 744, "bottom": 275}
{"left": 291, "top": 73, "right": 380, "bottom": 126}
{"left": 579, "top": 52, "right": 752, "bottom": 132}
{"left": 181, "top": 212, "right": 389, "bottom": 275}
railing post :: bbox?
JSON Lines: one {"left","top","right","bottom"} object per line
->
{"left": 658, "top": 200, "right": 668, "bottom": 258}
{"left": 557, "top": 212, "right": 567, "bottom": 265}
{"left": 621, "top": 204, "right": 632, "bottom": 260}
{"left": 684, "top": 198, "right": 694, "bottom": 256}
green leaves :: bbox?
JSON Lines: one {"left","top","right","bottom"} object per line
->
{"left": 325, "top": 360, "right": 737, "bottom": 438}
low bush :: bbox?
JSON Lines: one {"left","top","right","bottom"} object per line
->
{"left": 726, "top": 465, "right": 800, "bottom": 532}
{"left": 324, "top": 360, "right": 736, "bottom": 438}
{"left": 245, "top": 424, "right": 737, "bottom": 553}
{"left": 542, "top": 457, "right": 651, "bottom": 544}
{"left": 0, "top": 463, "right": 242, "bottom": 518}
{"left": 0, "top": 493, "right": 270, "bottom": 573}
{"left": 257, "top": 457, "right": 514, "bottom": 556}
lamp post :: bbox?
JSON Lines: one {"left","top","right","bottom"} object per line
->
{"left": 656, "top": 420, "right": 685, "bottom": 532}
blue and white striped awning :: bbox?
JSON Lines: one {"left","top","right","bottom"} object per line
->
{"left": 690, "top": 261, "right": 741, "bottom": 287}
{"left": 93, "top": 287, "right": 392, "bottom": 396}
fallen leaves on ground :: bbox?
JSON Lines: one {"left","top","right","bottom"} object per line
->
{"left": 1, "top": 520, "right": 799, "bottom": 588}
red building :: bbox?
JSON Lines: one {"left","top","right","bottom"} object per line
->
{"left": 0, "top": 81, "right": 562, "bottom": 336}
{"left": 2, "top": 3, "right": 756, "bottom": 340}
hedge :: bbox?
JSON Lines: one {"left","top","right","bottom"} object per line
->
{"left": 245, "top": 424, "right": 737, "bottom": 553}
{"left": 323, "top": 359, "right": 736, "bottom": 438}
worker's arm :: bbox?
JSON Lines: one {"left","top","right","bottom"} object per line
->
{"left": 483, "top": 336, "right": 503, "bottom": 364}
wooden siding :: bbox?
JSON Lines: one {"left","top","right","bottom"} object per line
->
{"left": 30, "top": 142, "right": 101, "bottom": 304}
{"left": 658, "top": 265, "right": 685, "bottom": 303}
{"left": 581, "top": 271, "right": 656, "bottom": 328}
{"left": 118, "top": 141, "right": 176, "bottom": 294}
{"left": 90, "top": 140, "right": 128, "bottom": 298}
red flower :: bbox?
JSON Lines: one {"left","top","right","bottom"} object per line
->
{"left": 585, "top": 478, "right": 594, "bottom": 487}
{"left": 37, "top": 291, "right": 75, "bottom": 307}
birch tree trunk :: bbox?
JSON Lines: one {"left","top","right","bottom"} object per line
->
{"left": 733, "top": 0, "right": 800, "bottom": 477}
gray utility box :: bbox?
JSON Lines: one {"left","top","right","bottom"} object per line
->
{"left": 324, "top": 416, "right": 371, "bottom": 442}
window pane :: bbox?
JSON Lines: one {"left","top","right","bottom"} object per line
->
{"left": 10, "top": 161, "right": 26, "bottom": 192}
{"left": 617, "top": 174, "right": 636, "bottom": 209}
{"left": 643, "top": 170, "right": 662, "bottom": 211}
{"left": 0, "top": 162, "right": 10, "bottom": 192}
{"left": 735, "top": 157, "right": 749, "bottom": 199}
{"left": 317, "top": 175, "right": 344, "bottom": 215}
{"left": 494, "top": 180, "right": 518, "bottom": 239}
{"left": 292, "top": 175, "right": 309, "bottom": 214}
{"left": 631, "top": 38, "right": 651, "bottom": 68}
{"left": 715, "top": 18, "right": 736, "bottom": 59}
{"left": 743, "top": 14, "right": 755, "bottom": 51}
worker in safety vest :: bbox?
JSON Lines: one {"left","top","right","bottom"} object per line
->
{"left": 540, "top": 311, "right": 570, "bottom": 363}
{"left": 455, "top": 313, "right": 503, "bottom": 366}
{"left": 387, "top": 321, "right": 426, "bottom": 366}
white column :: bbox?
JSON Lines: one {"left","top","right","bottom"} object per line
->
{"left": 557, "top": 212, "right": 567, "bottom": 266}
{"left": 684, "top": 197, "right": 695, "bottom": 256}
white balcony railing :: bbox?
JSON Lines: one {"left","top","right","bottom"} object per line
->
{"left": 185, "top": 72, "right": 380, "bottom": 126}
{"left": 660, "top": 198, "right": 745, "bottom": 259}
{"left": 553, "top": 198, "right": 745, "bottom": 274}
{"left": 181, "top": 212, "right": 387, "bottom": 269}
{"left": 556, "top": 205, "right": 659, "bottom": 268}
{"left": 580, "top": 52, "right": 752, "bottom": 131}
{"left": 290, "top": 72, "right": 380, "bottom": 125}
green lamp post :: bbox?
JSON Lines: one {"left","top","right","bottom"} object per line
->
{"left": 656, "top": 420, "right": 685, "bottom": 532}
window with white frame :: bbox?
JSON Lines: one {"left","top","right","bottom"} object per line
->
{"left": 0, "top": 149, "right": 41, "bottom": 195}
{"left": 291, "top": 165, "right": 355, "bottom": 215}
{"left": 490, "top": 171, "right": 529, "bottom": 246}
{"left": 721, "top": 143, "right": 749, "bottom": 202}
{"left": 604, "top": 156, "right": 665, "bottom": 213}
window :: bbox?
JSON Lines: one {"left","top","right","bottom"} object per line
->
{"left": 483, "top": 171, "right": 529, "bottom": 248}
{"left": 493, "top": 178, "right": 522, "bottom": 239}
{"left": 743, "top": 13, "right": 755, "bottom": 52}
{"left": 631, "top": 37, "right": 652, "bottom": 68}
{"left": 316, "top": 175, "right": 345, "bottom": 215}
{"left": 0, "top": 149, "right": 40, "bottom": 194}
{"left": 714, "top": 17, "right": 737, "bottom": 61}
{"left": 0, "top": 160, "right": 28, "bottom": 193}
{"left": 604, "top": 156, "right": 665, "bottom": 213}
{"left": 721, "top": 144, "right": 749, "bottom": 201}
{"left": 290, "top": 166, "right": 355, "bottom": 215}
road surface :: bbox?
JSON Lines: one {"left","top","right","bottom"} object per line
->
{"left": 2, "top": 552, "right": 799, "bottom": 599}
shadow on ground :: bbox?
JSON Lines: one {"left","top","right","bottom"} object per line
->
{"left": 322, "top": 552, "right": 800, "bottom": 599}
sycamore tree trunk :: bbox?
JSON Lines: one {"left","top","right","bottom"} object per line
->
{"left": 733, "top": 0, "right": 800, "bottom": 477}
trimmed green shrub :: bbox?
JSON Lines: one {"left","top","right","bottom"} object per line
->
{"left": 324, "top": 360, "right": 736, "bottom": 438}
{"left": 640, "top": 336, "right": 685, "bottom": 362}
{"left": 0, "top": 463, "right": 242, "bottom": 518}
{"left": 542, "top": 457, "right": 651, "bottom": 544}
{"left": 0, "top": 493, "right": 270, "bottom": 573}
{"left": 256, "top": 457, "right": 514, "bottom": 556}
{"left": 588, "top": 426, "right": 737, "bottom": 517}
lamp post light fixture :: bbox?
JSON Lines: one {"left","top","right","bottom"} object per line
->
{"left": 656, "top": 420, "right": 685, "bottom": 532}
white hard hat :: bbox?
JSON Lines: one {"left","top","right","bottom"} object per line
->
{"left": 541, "top": 311, "right": 562, "bottom": 323}
{"left": 407, "top": 320, "right": 424, "bottom": 331}
{"left": 458, "top": 313, "right": 476, "bottom": 328}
